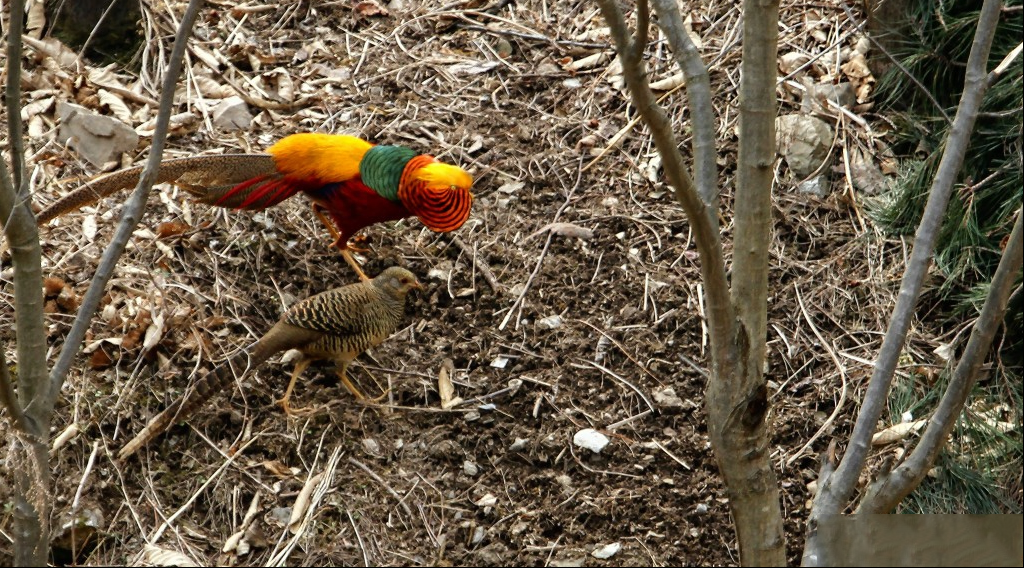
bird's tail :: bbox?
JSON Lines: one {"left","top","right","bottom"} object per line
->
{"left": 116, "top": 349, "right": 254, "bottom": 461}
{"left": 116, "top": 321, "right": 316, "bottom": 461}
{"left": 37, "top": 154, "right": 278, "bottom": 224}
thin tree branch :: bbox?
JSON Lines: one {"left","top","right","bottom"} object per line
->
{"left": 807, "top": 0, "right": 1005, "bottom": 529}
{"left": 0, "top": 347, "right": 34, "bottom": 434}
{"left": 594, "top": 0, "right": 732, "bottom": 370}
{"left": 0, "top": 0, "right": 52, "bottom": 563}
{"left": 48, "top": 0, "right": 207, "bottom": 397}
{"left": 650, "top": 0, "right": 718, "bottom": 213}
{"left": 858, "top": 210, "right": 1023, "bottom": 513}
{"left": 0, "top": 0, "right": 47, "bottom": 428}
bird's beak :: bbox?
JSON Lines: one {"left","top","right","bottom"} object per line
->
{"left": 413, "top": 279, "right": 424, "bottom": 290}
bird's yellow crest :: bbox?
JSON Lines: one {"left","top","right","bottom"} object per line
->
{"left": 268, "top": 133, "right": 373, "bottom": 183}
{"left": 413, "top": 162, "right": 474, "bottom": 191}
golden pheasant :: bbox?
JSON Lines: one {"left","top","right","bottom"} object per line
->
{"left": 117, "top": 266, "right": 422, "bottom": 460}
{"left": 38, "top": 134, "right": 474, "bottom": 280}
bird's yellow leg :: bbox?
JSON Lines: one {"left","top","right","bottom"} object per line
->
{"left": 275, "top": 358, "right": 318, "bottom": 416}
{"left": 341, "top": 250, "right": 371, "bottom": 283}
{"left": 339, "top": 362, "right": 389, "bottom": 403}
{"left": 311, "top": 204, "right": 370, "bottom": 282}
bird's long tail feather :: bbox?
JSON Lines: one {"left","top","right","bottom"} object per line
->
{"left": 37, "top": 154, "right": 277, "bottom": 224}
{"left": 116, "top": 322, "right": 319, "bottom": 460}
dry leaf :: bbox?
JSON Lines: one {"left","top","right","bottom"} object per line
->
{"left": 438, "top": 358, "right": 462, "bottom": 409}
{"left": 26, "top": 0, "right": 45, "bottom": 39}
{"left": 872, "top": 419, "right": 927, "bottom": 446}
{"left": 88, "top": 65, "right": 129, "bottom": 91}
{"left": 157, "top": 220, "right": 191, "bottom": 239}
{"left": 90, "top": 347, "right": 113, "bottom": 370}
{"left": 289, "top": 471, "right": 325, "bottom": 534}
{"left": 142, "top": 312, "right": 165, "bottom": 351}
{"left": 21, "top": 94, "right": 55, "bottom": 121}
{"left": 447, "top": 60, "right": 499, "bottom": 75}
{"left": 142, "top": 544, "right": 198, "bottom": 567}
{"left": 527, "top": 222, "right": 595, "bottom": 241}
{"left": 682, "top": 14, "right": 703, "bottom": 49}
{"left": 261, "top": 460, "right": 298, "bottom": 478}
{"left": 649, "top": 73, "right": 686, "bottom": 91}
{"left": 354, "top": 0, "right": 389, "bottom": 17}
{"left": 22, "top": 36, "right": 78, "bottom": 68}
{"left": 564, "top": 52, "right": 608, "bottom": 71}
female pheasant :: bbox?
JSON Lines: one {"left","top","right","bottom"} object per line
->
{"left": 117, "top": 266, "right": 422, "bottom": 460}
{"left": 38, "top": 134, "right": 474, "bottom": 280}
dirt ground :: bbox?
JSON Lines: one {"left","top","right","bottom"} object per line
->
{"left": 0, "top": 0, "right": 967, "bottom": 565}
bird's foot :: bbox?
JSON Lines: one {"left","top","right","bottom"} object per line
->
{"left": 275, "top": 397, "right": 321, "bottom": 417}
{"left": 347, "top": 234, "right": 372, "bottom": 254}
{"left": 340, "top": 377, "right": 389, "bottom": 404}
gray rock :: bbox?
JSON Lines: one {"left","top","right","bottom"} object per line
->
{"left": 58, "top": 102, "right": 139, "bottom": 167}
{"left": 212, "top": 96, "right": 253, "bottom": 131}
{"left": 776, "top": 114, "right": 833, "bottom": 178}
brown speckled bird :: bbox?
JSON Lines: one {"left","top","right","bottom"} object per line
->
{"left": 117, "top": 266, "right": 421, "bottom": 461}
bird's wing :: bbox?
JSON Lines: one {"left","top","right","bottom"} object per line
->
{"left": 283, "top": 285, "right": 380, "bottom": 337}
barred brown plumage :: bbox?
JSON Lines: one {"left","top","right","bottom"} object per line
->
{"left": 117, "top": 266, "right": 422, "bottom": 461}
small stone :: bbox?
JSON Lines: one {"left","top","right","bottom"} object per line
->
{"left": 509, "top": 437, "right": 529, "bottom": 451}
{"left": 573, "top": 428, "right": 609, "bottom": 454}
{"left": 538, "top": 315, "right": 563, "bottom": 330}
{"left": 653, "top": 386, "right": 684, "bottom": 409}
{"left": 475, "top": 493, "right": 497, "bottom": 507}
{"left": 797, "top": 175, "right": 831, "bottom": 197}
{"left": 463, "top": 460, "right": 479, "bottom": 476}
{"left": 695, "top": 503, "right": 709, "bottom": 514}
{"left": 776, "top": 114, "right": 833, "bottom": 178}
{"left": 591, "top": 542, "right": 621, "bottom": 559}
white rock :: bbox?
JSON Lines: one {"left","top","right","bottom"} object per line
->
{"left": 538, "top": 315, "right": 563, "bottom": 329}
{"left": 475, "top": 493, "right": 497, "bottom": 507}
{"left": 573, "top": 428, "right": 609, "bottom": 454}
{"left": 591, "top": 542, "right": 621, "bottom": 559}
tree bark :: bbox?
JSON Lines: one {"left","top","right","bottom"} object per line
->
{"left": 707, "top": 0, "right": 785, "bottom": 563}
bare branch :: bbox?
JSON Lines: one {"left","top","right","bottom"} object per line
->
{"left": 650, "top": 0, "right": 718, "bottom": 212}
{"left": 808, "top": 0, "right": 1006, "bottom": 524}
{"left": 0, "top": 348, "right": 34, "bottom": 434}
{"left": 594, "top": 0, "right": 732, "bottom": 366}
{"left": 48, "top": 0, "right": 208, "bottom": 397}
{"left": 858, "top": 210, "right": 1023, "bottom": 513}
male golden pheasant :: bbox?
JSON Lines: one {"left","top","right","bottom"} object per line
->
{"left": 38, "top": 134, "right": 474, "bottom": 280}
{"left": 117, "top": 266, "right": 422, "bottom": 460}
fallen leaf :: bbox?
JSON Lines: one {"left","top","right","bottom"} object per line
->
{"left": 649, "top": 73, "right": 686, "bottom": 91}
{"left": 872, "top": 419, "right": 927, "bottom": 446}
{"left": 527, "top": 222, "right": 594, "bottom": 241}
{"left": 142, "top": 544, "right": 199, "bottom": 567}
{"left": 156, "top": 220, "right": 191, "bottom": 239}
{"left": 354, "top": 0, "right": 389, "bottom": 17}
